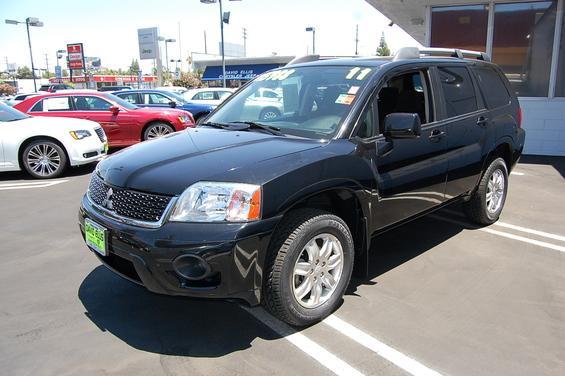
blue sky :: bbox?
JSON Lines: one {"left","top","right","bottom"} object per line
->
{"left": 1, "top": 0, "right": 419, "bottom": 73}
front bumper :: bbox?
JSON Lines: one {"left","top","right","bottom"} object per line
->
{"left": 78, "top": 194, "right": 280, "bottom": 305}
{"left": 67, "top": 138, "right": 107, "bottom": 166}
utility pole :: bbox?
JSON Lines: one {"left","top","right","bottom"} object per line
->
{"left": 178, "top": 22, "right": 182, "bottom": 72}
{"left": 219, "top": 0, "right": 226, "bottom": 87}
{"left": 243, "top": 27, "right": 247, "bottom": 57}
{"left": 355, "top": 24, "right": 359, "bottom": 56}
{"left": 204, "top": 30, "right": 208, "bottom": 54}
{"left": 44, "top": 53, "right": 49, "bottom": 77}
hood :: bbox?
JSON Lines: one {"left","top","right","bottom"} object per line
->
{"left": 97, "top": 127, "right": 326, "bottom": 195}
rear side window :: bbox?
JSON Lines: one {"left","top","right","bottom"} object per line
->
{"left": 472, "top": 66, "right": 511, "bottom": 109}
{"left": 117, "top": 93, "right": 139, "bottom": 104}
{"left": 438, "top": 66, "right": 478, "bottom": 118}
{"left": 31, "top": 97, "right": 72, "bottom": 112}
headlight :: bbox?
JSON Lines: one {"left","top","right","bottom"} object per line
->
{"left": 178, "top": 115, "right": 192, "bottom": 123}
{"left": 69, "top": 130, "right": 92, "bottom": 140}
{"left": 170, "top": 182, "right": 261, "bottom": 222}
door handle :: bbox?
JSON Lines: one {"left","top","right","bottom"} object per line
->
{"left": 477, "top": 116, "right": 489, "bottom": 126}
{"left": 429, "top": 129, "right": 445, "bottom": 142}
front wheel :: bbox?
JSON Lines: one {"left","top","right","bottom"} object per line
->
{"left": 22, "top": 140, "right": 67, "bottom": 179}
{"left": 143, "top": 122, "right": 174, "bottom": 141}
{"left": 263, "top": 209, "right": 354, "bottom": 326}
{"left": 464, "top": 157, "right": 508, "bottom": 225}
{"left": 259, "top": 108, "right": 281, "bottom": 121}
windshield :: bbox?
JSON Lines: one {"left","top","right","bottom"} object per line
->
{"left": 0, "top": 103, "right": 30, "bottom": 121}
{"left": 102, "top": 93, "right": 139, "bottom": 110}
{"left": 206, "top": 65, "right": 375, "bottom": 139}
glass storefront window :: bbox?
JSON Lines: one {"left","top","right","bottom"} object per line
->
{"left": 492, "top": 1, "right": 557, "bottom": 97}
{"left": 556, "top": 13, "right": 565, "bottom": 97}
{"left": 431, "top": 5, "right": 489, "bottom": 51}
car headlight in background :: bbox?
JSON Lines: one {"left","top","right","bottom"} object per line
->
{"left": 170, "top": 182, "right": 261, "bottom": 222}
{"left": 69, "top": 130, "right": 92, "bottom": 140}
{"left": 178, "top": 114, "right": 192, "bottom": 124}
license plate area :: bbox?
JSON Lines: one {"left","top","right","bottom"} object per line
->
{"left": 85, "top": 218, "right": 108, "bottom": 256}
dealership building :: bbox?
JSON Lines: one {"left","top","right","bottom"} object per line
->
{"left": 367, "top": 0, "right": 565, "bottom": 156}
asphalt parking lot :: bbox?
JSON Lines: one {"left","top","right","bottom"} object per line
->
{"left": 0, "top": 156, "right": 563, "bottom": 376}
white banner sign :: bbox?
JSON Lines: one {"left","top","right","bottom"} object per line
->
{"left": 138, "top": 27, "right": 159, "bottom": 60}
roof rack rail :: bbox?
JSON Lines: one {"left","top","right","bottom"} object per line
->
{"left": 286, "top": 55, "right": 358, "bottom": 66}
{"left": 393, "top": 47, "right": 491, "bottom": 62}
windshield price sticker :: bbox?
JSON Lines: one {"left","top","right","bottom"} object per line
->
{"left": 345, "top": 67, "right": 372, "bottom": 81}
{"left": 256, "top": 69, "right": 296, "bottom": 81}
{"left": 335, "top": 94, "right": 356, "bottom": 105}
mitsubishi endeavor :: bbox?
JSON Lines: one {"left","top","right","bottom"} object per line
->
{"left": 79, "top": 48, "right": 525, "bottom": 326}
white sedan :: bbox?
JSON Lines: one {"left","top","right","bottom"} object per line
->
{"left": 0, "top": 103, "right": 108, "bottom": 179}
{"left": 183, "top": 88, "right": 235, "bottom": 106}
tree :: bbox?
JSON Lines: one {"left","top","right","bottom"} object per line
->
{"left": 0, "top": 83, "right": 16, "bottom": 96}
{"left": 16, "top": 66, "right": 34, "bottom": 79}
{"left": 376, "top": 32, "right": 391, "bottom": 56}
{"left": 128, "top": 59, "right": 140, "bottom": 74}
{"left": 172, "top": 72, "right": 203, "bottom": 88}
{"left": 42, "top": 71, "right": 54, "bottom": 79}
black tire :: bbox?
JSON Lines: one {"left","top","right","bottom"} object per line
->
{"left": 464, "top": 157, "right": 508, "bottom": 225}
{"left": 143, "top": 122, "right": 174, "bottom": 141}
{"left": 22, "top": 140, "right": 67, "bottom": 179}
{"left": 259, "top": 108, "right": 281, "bottom": 121}
{"left": 263, "top": 208, "right": 354, "bottom": 326}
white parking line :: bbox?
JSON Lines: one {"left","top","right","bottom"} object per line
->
{"left": 441, "top": 209, "right": 565, "bottom": 243}
{"left": 510, "top": 171, "right": 525, "bottom": 176}
{"left": 0, "top": 180, "right": 68, "bottom": 191}
{"left": 429, "top": 214, "right": 565, "bottom": 253}
{"left": 242, "top": 307, "right": 363, "bottom": 376}
{"left": 323, "top": 315, "right": 443, "bottom": 376}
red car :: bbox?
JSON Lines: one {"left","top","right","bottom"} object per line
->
{"left": 15, "top": 91, "right": 195, "bottom": 147}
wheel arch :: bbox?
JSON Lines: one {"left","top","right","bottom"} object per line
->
{"left": 141, "top": 119, "right": 174, "bottom": 140}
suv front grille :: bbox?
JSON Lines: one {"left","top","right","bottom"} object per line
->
{"left": 94, "top": 127, "right": 106, "bottom": 142}
{"left": 88, "top": 174, "right": 172, "bottom": 223}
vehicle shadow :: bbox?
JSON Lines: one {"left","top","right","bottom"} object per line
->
{"left": 347, "top": 211, "right": 466, "bottom": 294}
{"left": 78, "top": 211, "right": 467, "bottom": 357}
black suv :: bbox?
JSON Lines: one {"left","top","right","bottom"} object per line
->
{"left": 79, "top": 48, "right": 525, "bottom": 326}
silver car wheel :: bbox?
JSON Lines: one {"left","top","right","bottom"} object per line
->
{"left": 486, "top": 168, "right": 505, "bottom": 214}
{"left": 261, "top": 111, "right": 279, "bottom": 120}
{"left": 26, "top": 144, "right": 61, "bottom": 177}
{"left": 292, "top": 233, "right": 344, "bottom": 309}
{"left": 146, "top": 125, "right": 172, "bottom": 139}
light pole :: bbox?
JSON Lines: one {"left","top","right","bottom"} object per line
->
{"left": 5, "top": 17, "right": 44, "bottom": 92}
{"left": 305, "top": 26, "right": 316, "bottom": 55}
{"left": 164, "top": 38, "right": 176, "bottom": 73}
{"left": 55, "top": 49, "right": 65, "bottom": 67}
{"left": 201, "top": 0, "right": 241, "bottom": 88}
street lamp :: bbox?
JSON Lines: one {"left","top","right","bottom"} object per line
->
{"left": 200, "top": 0, "right": 241, "bottom": 88}
{"left": 5, "top": 17, "right": 44, "bottom": 92}
{"left": 305, "top": 27, "right": 316, "bottom": 55}
{"left": 164, "top": 38, "right": 176, "bottom": 73}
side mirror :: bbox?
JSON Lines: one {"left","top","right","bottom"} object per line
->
{"left": 384, "top": 113, "right": 421, "bottom": 139}
{"left": 109, "top": 106, "right": 120, "bottom": 115}
{"left": 169, "top": 101, "right": 177, "bottom": 108}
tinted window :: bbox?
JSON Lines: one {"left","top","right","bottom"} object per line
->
{"left": 117, "top": 93, "right": 139, "bottom": 104}
{"left": 73, "top": 96, "right": 112, "bottom": 111}
{"left": 357, "top": 103, "right": 376, "bottom": 138}
{"left": 438, "top": 66, "right": 478, "bottom": 117}
{"left": 472, "top": 66, "right": 511, "bottom": 108}
{"left": 0, "top": 103, "right": 30, "bottom": 121}
{"left": 431, "top": 5, "right": 488, "bottom": 51}
{"left": 144, "top": 93, "right": 171, "bottom": 105}
{"left": 556, "top": 13, "right": 565, "bottom": 97}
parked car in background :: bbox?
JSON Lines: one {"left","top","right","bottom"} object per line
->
{"left": 113, "top": 89, "right": 215, "bottom": 121}
{"left": 183, "top": 88, "right": 235, "bottom": 106}
{"left": 242, "top": 87, "right": 284, "bottom": 120}
{"left": 14, "top": 91, "right": 194, "bottom": 147}
{"left": 78, "top": 48, "right": 524, "bottom": 326}
{"left": 98, "top": 86, "right": 132, "bottom": 92}
{"left": 6, "top": 93, "right": 40, "bottom": 106}
{"left": 39, "top": 84, "right": 73, "bottom": 93}
{"left": 0, "top": 102, "right": 107, "bottom": 178}
{"left": 155, "top": 86, "right": 188, "bottom": 95}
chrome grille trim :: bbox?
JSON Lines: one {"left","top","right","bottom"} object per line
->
{"left": 86, "top": 174, "right": 176, "bottom": 228}
{"left": 94, "top": 127, "right": 106, "bottom": 142}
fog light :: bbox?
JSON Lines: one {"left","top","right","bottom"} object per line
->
{"left": 173, "top": 254, "right": 211, "bottom": 280}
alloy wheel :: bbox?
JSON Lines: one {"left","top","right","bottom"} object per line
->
{"left": 486, "top": 168, "right": 505, "bottom": 214}
{"left": 146, "top": 125, "right": 172, "bottom": 139}
{"left": 26, "top": 144, "right": 61, "bottom": 177}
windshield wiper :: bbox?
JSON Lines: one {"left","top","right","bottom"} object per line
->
{"left": 228, "top": 121, "right": 284, "bottom": 136}
{"left": 199, "top": 122, "right": 231, "bottom": 129}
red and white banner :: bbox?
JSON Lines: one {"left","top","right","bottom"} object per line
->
{"left": 67, "top": 43, "right": 85, "bottom": 70}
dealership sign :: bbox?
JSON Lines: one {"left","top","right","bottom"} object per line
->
{"left": 67, "top": 43, "right": 85, "bottom": 70}
{"left": 138, "top": 27, "right": 159, "bottom": 60}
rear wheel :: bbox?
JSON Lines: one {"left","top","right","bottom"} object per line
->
{"left": 143, "top": 122, "right": 174, "bottom": 140}
{"left": 464, "top": 157, "right": 508, "bottom": 225}
{"left": 263, "top": 209, "right": 354, "bottom": 326}
{"left": 259, "top": 108, "right": 281, "bottom": 121}
{"left": 22, "top": 140, "right": 67, "bottom": 179}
